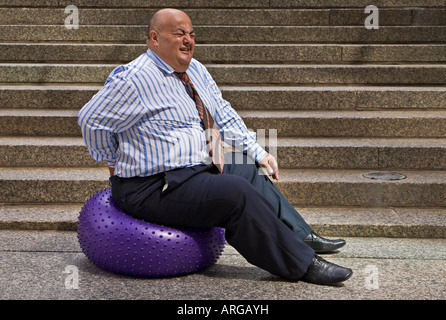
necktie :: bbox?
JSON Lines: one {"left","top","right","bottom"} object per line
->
{"left": 175, "top": 72, "right": 224, "bottom": 173}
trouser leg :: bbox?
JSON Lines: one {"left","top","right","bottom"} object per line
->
{"left": 223, "top": 152, "right": 312, "bottom": 239}
{"left": 110, "top": 170, "right": 314, "bottom": 280}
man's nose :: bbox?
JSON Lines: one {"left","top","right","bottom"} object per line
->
{"left": 183, "top": 34, "right": 194, "bottom": 44}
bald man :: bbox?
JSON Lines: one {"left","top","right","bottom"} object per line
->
{"left": 78, "top": 9, "right": 352, "bottom": 285}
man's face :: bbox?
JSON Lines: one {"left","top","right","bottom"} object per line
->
{"left": 149, "top": 13, "right": 195, "bottom": 72}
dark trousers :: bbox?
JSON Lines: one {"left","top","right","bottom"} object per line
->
{"left": 110, "top": 153, "right": 314, "bottom": 280}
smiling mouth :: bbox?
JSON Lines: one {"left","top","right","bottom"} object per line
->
{"left": 180, "top": 47, "right": 191, "bottom": 53}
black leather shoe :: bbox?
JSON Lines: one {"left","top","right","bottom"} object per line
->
{"left": 303, "top": 231, "right": 346, "bottom": 253}
{"left": 301, "top": 254, "right": 353, "bottom": 285}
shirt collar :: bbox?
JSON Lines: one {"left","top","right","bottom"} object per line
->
{"left": 146, "top": 48, "right": 176, "bottom": 75}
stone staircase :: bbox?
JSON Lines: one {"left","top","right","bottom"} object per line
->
{"left": 0, "top": 0, "right": 445, "bottom": 238}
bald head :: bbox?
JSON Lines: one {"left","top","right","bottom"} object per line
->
{"left": 146, "top": 9, "right": 195, "bottom": 72}
{"left": 149, "top": 9, "right": 186, "bottom": 34}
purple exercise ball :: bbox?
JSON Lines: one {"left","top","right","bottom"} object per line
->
{"left": 77, "top": 188, "right": 225, "bottom": 277}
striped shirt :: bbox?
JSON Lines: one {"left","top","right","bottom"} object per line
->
{"left": 78, "top": 49, "right": 267, "bottom": 178}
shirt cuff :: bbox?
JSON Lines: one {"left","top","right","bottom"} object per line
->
{"left": 245, "top": 143, "right": 268, "bottom": 164}
{"left": 106, "top": 160, "right": 116, "bottom": 168}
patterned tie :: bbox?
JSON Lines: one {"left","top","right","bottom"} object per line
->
{"left": 175, "top": 72, "right": 224, "bottom": 173}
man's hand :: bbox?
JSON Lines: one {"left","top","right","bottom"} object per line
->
{"left": 108, "top": 166, "right": 115, "bottom": 177}
{"left": 259, "top": 153, "right": 279, "bottom": 180}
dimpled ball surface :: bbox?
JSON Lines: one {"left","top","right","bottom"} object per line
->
{"left": 77, "top": 188, "right": 225, "bottom": 277}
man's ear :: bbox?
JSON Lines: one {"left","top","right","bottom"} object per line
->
{"left": 148, "top": 30, "right": 159, "bottom": 47}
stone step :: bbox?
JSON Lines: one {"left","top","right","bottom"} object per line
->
{"left": 1, "top": 167, "right": 445, "bottom": 207}
{"left": 0, "top": 167, "right": 109, "bottom": 204}
{"left": 300, "top": 206, "right": 446, "bottom": 238}
{"left": 0, "top": 203, "right": 83, "bottom": 231}
{"left": 221, "top": 86, "right": 446, "bottom": 111}
{"left": 2, "top": 85, "right": 446, "bottom": 111}
{"left": 275, "top": 138, "right": 446, "bottom": 170}
{"left": 1, "top": 7, "right": 445, "bottom": 26}
{"left": 1, "top": 63, "right": 445, "bottom": 85}
{"left": 0, "top": 85, "right": 100, "bottom": 110}
{"left": 2, "top": 0, "right": 445, "bottom": 9}
{"left": 1, "top": 203, "right": 444, "bottom": 238}
{"left": 0, "top": 109, "right": 80, "bottom": 136}
{"left": 0, "top": 137, "right": 103, "bottom": 168}
{"left": 2, "top": 109, "right": 446, "bottom": 138}
{"left": 2, "top": 43, "right": 446, "bottom": 64}
{"left": 278, "top": 168, "right": 446, "bottom": 207}
{"left": 1, "top": 136, "right": 446, "bottom": 170}
{"left": 240, "top": 110, "right": 446, "bottom": 138}
{"left": 1, "top": 25, "right": 445, "bottom": 44}
{"left": 206, "top": 64, "right": 446, "bottom": 86}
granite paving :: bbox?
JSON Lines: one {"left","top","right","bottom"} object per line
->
{"left": 1, "top": 230, "right": 445, "bottom": 301}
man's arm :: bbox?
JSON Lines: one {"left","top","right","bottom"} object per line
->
{"left": 202, "top": 66, "right": 279, "bottom": 178}
{"left": 78, "top": 74, "right": 143, "bottom": 177}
